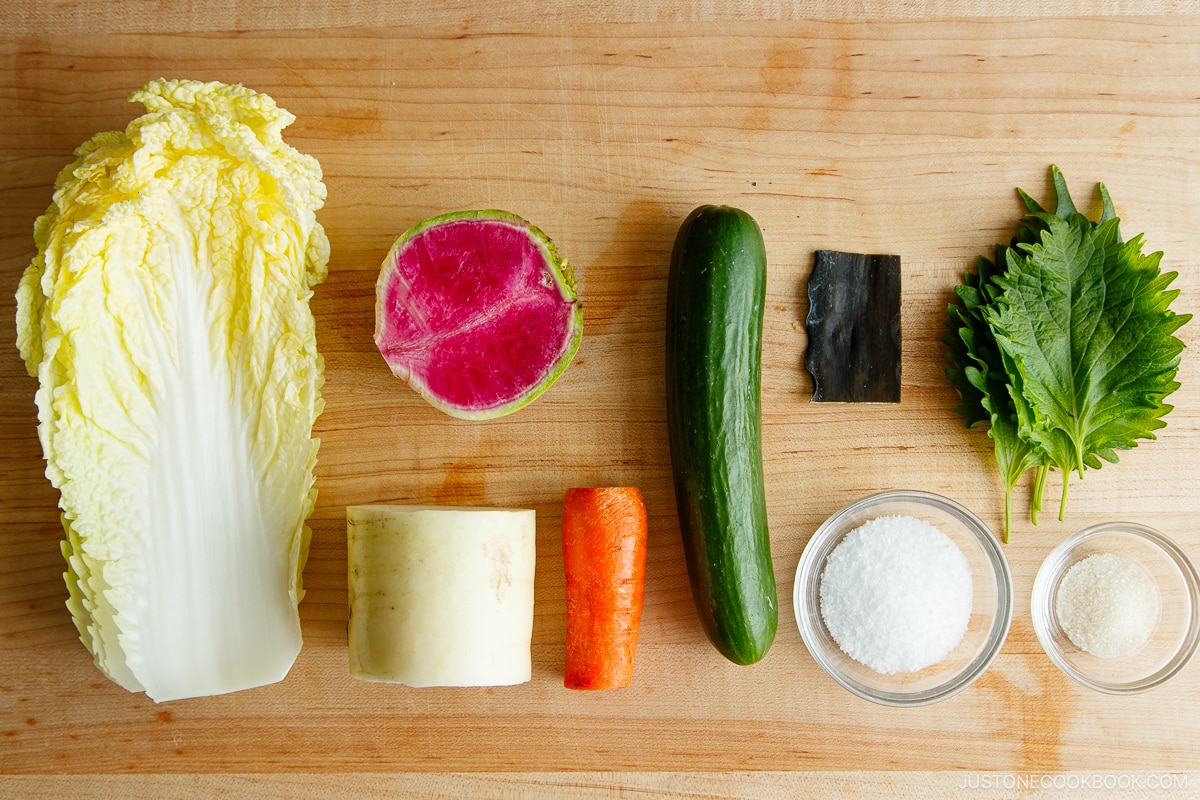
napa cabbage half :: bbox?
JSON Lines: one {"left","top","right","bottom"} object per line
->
{"left": 15, "top": 79, "right": 329, "bottom": 702}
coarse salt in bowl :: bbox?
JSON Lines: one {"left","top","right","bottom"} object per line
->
{"left": 793, "top": 490, "right": 1013, "bottom": 707}
{"left": 1032, "top": 522, "right": 1200, "bottom": 694}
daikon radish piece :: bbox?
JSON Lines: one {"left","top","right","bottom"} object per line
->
{"left": 347, "top": 505, "right": 536, "bottom": 687}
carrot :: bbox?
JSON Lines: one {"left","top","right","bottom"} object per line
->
{"left": 562, "top": 487, "right": 648, "bottom": 690}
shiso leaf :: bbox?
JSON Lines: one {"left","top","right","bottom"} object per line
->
{"left": 945, "top": 166, "right": 1189, "bottom": 540}
{"left": 943, "top": 247, "right": 1048, "bottom": 542}
{"left": 986, "top": 213, "right": 1189, "bottom": 516}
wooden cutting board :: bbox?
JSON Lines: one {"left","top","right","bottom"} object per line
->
{"left": 3, "top": 2, "right": 1200, "bottom": 788}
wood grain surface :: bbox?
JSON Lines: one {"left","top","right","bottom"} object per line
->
{"left": 3, "top": 2, "right": 1200, "bottom": 795}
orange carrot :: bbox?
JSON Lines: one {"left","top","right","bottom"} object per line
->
{"left": 562, "top": 487, "right": 648, "bottom": 690}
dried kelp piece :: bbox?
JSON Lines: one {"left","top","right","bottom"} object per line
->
{"left": 804, "top": 250, "right": 901, "bottom": 403}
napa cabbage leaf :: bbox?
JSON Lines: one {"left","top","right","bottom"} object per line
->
{"left": 15, "top": 79, "right": 329, "bottom": 702}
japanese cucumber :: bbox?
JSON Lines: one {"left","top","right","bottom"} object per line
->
{"left": 665, "top": 205, "right": 777, "bottom": 665}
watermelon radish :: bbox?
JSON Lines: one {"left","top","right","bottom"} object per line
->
{"left": 374, "top": 210, "right": 583, "bottom": 419}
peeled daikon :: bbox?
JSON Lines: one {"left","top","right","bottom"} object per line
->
{"left": 346, "top": 505, "right": 536, "bottom": 687}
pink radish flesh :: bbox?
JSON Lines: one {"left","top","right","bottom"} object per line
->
{"left": 375, "top": 215, "right": 580, "bottom": 416}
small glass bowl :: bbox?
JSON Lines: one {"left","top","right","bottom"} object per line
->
{"left": 1031, "top": 522, "right": 1200, "bottom": 694}
{"left": 793, "top": 490, "right": 1013, "bottom": 707}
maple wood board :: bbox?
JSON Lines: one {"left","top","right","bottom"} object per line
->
{"left": 3, "top": 2, "right": 1200, "bottom": 791}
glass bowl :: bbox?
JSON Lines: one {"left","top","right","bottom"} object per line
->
{"left": 793, "top": 490, "right": 1013, "bottom": 707}
{"left": 1031, "top": 522, "right": 1200, "bottom": 694}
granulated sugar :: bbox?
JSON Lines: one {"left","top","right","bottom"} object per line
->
{"left": 1055, "top": 553, "right": 1159, "bottom": 659}
{"left": 819, "top": 515, "right": 973, "bottom": 674}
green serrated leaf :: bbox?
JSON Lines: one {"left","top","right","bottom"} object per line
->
{"left": 986, "top": 206, "right": 1190, "bottom": 518}
{"left": 1049, "top": 164, "right": 1078, "bottom": 219}
{"left": 945, "top": 252, "right": 1047, "bottom": 542}
{"left": 945, "top": 165, "right": 1189, "bottom": 540}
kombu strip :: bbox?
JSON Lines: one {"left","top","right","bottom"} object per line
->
{"left": 804, "top": 250, "right": 901, "bottom": 403}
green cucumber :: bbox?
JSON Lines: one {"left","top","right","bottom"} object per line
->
{"left": 665, "top": 205, "right": 777, "bottom": 665}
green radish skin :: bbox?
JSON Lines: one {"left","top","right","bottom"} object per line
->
{"left": 665, "top": 205, "right": 778, "bottom": 665}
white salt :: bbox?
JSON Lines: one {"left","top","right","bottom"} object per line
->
{"left": 1055, "top": 553, "right": 1159, "bottom": 659}
{"left": 819, "top": 515, "right": 974, "bottom": 674}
